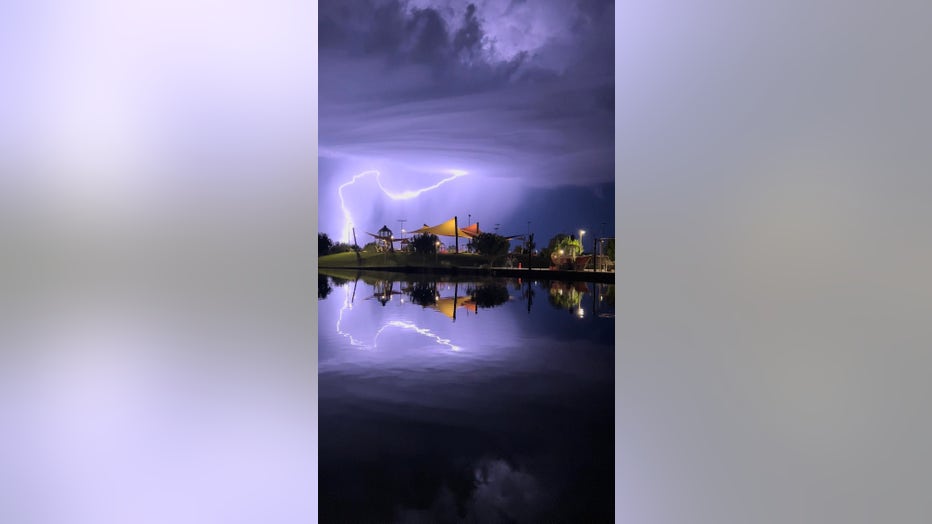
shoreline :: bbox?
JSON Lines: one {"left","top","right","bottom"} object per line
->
{"left": 318, "top": 265, "right": 616, "bottom": 284}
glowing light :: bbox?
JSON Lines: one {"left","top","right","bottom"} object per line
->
{"left": 338, "top": 169, "right": 468, "bottom": 242}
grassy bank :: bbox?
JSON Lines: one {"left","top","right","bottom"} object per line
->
{"left": 318, "top": 251, "right": 614, "bottom": 284}
{"left": 318, "top": 250, "right": 551, "bottom": 269}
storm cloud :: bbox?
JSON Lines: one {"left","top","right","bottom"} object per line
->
{"left": 318, "top": 0, "right": 615, "bottom": 240}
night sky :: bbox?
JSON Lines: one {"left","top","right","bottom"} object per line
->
{"left": 318, "top": 0, "right": 615, "bottom": 246}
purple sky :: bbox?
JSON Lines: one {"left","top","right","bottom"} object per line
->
{"left": 318, "top": 0, "right": 614, "bottom": 245}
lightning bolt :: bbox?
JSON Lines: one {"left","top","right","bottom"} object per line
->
{"left": 374, "top": 321, "right": 460, "bottom": 352}
{"left": 338, "top": 169, "right": 468, "bottom": 242}
{"left": 335, "top": 285, "right": 461, "bottom": 351}
{"left": 335, "top": 284, "right": 367, "bottom": 348}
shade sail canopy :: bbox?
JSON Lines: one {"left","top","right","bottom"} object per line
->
{"left": 410, "top": 218, "right": 481, "bottom": 239}
{"left": 432, "top": 296, "right": 477, "bottom": 319}
{"left": 458, "top": 223, "right": 481, "bottom": 238}
{"left": 410, "top": 217, "right": 459, "bottom": 237}
{"left": 365, "top": 231, "right": 406, "bottom": 242}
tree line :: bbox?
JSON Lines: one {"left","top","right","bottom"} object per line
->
{"left": 319, "top": 231, "right": 614, "bottom": 264}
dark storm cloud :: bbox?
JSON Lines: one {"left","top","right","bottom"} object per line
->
{"left": 319, "top": 0, "right": 614, "bottom": 187}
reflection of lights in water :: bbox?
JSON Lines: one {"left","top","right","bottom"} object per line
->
{"left": 577, "top": 307, "right": 585, "bottom": 318}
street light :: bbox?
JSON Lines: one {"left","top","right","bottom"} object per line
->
{"left": 579, "top": 229, "right": 586, "bottom": 256}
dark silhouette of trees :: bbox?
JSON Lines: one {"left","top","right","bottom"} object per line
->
{"left": 407, "top": 279, "right": 438, "bottom": 307}
{"left": 409, "top": 232, "right": 440, "bottom": 255}
{"left": 318, "top": 274, "right": 333, "bottom": 299}
{"left": 470, "top": 282, "right": 510, "bottom": 308}
{"left": 319, "top": 233, "right": 333, "bottom": 256}
{"left": 330, "top": 242, "right": 356, "bottom": 254}
{"left": 472, "top": 232, "right": 509, "bottom": 265}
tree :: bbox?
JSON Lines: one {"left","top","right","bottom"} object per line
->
{"left": 409, "top": 232, "right": 440, "bottom": 255}
{"left": 605, "top": 239, "right": 615, "bottom": 261}
{"left": 472, "top": 232, "right": 509, "bottom": 265}
{"left": 318, "top": 233, "right": 333, "bottom": 256}
{"left": 330, "top": 242, "right": 355, "bottom": 254}
{"left": 544, "top": 233, "right": 582, "bottom": 259}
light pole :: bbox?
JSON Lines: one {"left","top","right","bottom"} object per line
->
{"left": 579, "top": 229, "right": 586, "bottom": 270}
{"left": 526, "top": 221, "right": 531, "bottom": 269}
{"left": 435, "top": 240, "right": 440, "bottom": 264}
{"left": 600, "top": 222, "right": 606, "bottom": 270}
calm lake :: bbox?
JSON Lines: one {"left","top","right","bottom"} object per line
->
{"left": 318, "top": 271, "right": 615, "bottom": 523}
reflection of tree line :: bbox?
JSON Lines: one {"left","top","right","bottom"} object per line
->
{"left": 318, "top": 274, "right": 353, "bottom": 300}
{"left": 406, "top": 280, "right": 438, "bottom": 307}
{"left": 318, "top": 273, "right": 613, "bottom": 316}
{"left": 318, "top": 274, "right": 332, "bottom": 300}
{"left": 548, "top": 281, "right": 588, "bottom": 310}
{"left": 547, "top": 281, "right": 615, "bottom": 317}
{"left": 406, "top": 279, "right": 509, "bottom": 309}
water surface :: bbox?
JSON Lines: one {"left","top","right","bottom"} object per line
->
{"left": 318, "top": 271, "right": 614, "bottom": 523}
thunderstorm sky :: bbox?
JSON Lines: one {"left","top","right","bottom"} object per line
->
{"left": 318, "top": 0, "right": 615, "bottom": 244}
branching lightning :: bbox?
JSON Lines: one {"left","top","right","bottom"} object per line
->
{"left": 338, "top": 169, "right": 468, "bottom": 242}
{"left": 335, "top": 285, "right": 461, "bottom": 352}
{"left": 336, "top": 285, "right": 367, "bottom": 348}
{"left": 374, "top": 321, "right": 460, "bottom": 352}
